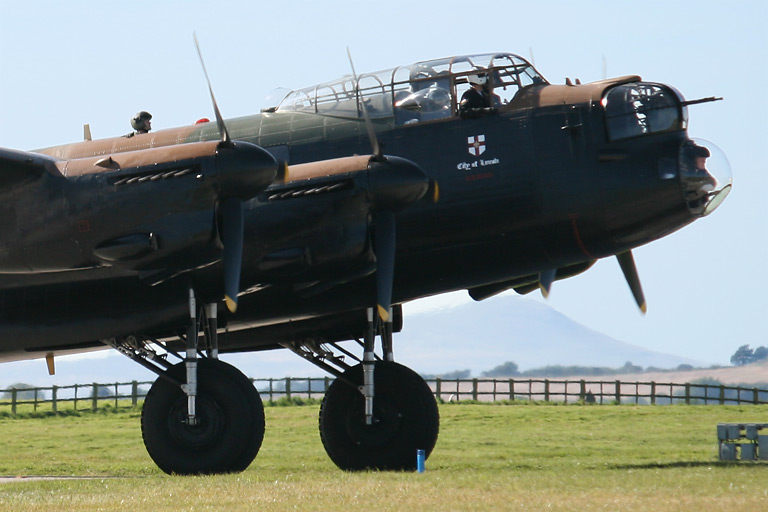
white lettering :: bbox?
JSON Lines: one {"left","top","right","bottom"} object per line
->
{"left": 457, "top": 158, "right": 501, "bottom": 171}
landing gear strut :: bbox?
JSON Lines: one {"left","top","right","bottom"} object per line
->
{"left": 310, "top": 307, "right": 439, "bottom": 471}
{"left": 142, "top": 358, "right": 265, "bottom": 474}
{"left": 319, "top": 360, "right": 439, "bottom": 471}
{"left": 108, "top": 289, "right": 265, "bottom": 475}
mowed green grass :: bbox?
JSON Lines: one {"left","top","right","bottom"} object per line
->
{"left": 0, "top": 404, "right": 766, "bottom": 511}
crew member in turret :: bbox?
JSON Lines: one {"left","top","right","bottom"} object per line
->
{"left": 131, "top": 111, "right": 153, "bottom": 134}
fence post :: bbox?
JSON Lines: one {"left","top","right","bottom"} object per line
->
{"left": 685, "top": 383, "right": 691, "bottom": 405}
{"left": 33, "top": 388, "right": 38, "bottom": 412}
{"left": 52, "top": 385, "right": 58, "bottom": 413}
{"left": 579, "top": 380, "right": 586, "bottom": 402}
{"left": 132, "top": 381, "right": 139, "bottom": 407}
{"left": 11, "top": 388, "right": 17, "bottom": 415}
{"left": 509, "top": 378, "right": 514, "bottom": 401}
{"left": 269, "top": 379, "right": 274, "bottom": 402}
{"left": 435, "top": 378, "right": 442, "bottom": 401}
{"left": 719, "top": 385, "right": 725, "bottom": 405}
{"left": 650, "top": 382, "right": 656, "bottom": 405}
{"left": 92, "top": 383, "right": 98, "bottom": 411}
{"left": 615, "top": 380, "right": 621, "bottom": 403}
{"left": 754, "top": 388, "right": 759, "bottom": 405}
{"left": 472, "top": 378, "right": 478, "bottom": 401}
{"left": 285, "top": 378, "right": 291, "bottom": 400}
{"left": 544, "top": 380, "right": 550, "bottom": 402}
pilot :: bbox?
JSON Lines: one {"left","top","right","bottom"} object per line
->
{"left": 131, "top": 111, "right": 153, "bottom": 134}
{"left": 459, "top": 74, "right": 496, "bottom": 118}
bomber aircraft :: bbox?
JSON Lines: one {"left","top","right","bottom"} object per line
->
{"left": 0, "top": 44, "right": 731, "bottom": 474}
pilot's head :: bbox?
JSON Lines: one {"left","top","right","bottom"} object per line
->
{"left": 467, "top": 74, "right": 488, "bottom": 88}
{"left": 131, "top": 111, "right": 153, "bottom": 133}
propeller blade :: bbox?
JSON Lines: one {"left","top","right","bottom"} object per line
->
{"left": 193, "top": 32, "right": 231, "bottom": 145}
{"left": 539, "top": 269, "right": 556, "bottom": 298}
{"left": 374, "top": 210, "right": 396, "bottom": 323}
{"left": 220, "top": 197, "right": 244, "bottom": 313}
{"left": 616, "top": 250, "right": 647, "bottom": 313}
{"left": 346, "top": 47, "right": 382, "bottom": 159}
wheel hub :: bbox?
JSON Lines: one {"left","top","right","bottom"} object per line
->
{"left": 167, "top": 396, "right": 226, "bottom": 449}
{"left": 345, "top": 397, "right": 402, "bottom": 447}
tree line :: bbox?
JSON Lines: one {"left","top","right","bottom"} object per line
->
{"left": 730, "top": 344, "right": 768, "bottom": 366}
{"left": 422, "top": 361, "right": 708, "bottom": 380}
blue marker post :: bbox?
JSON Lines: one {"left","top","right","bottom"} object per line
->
{"left": 416, "top": 449, "right": 425, "bottom": 473}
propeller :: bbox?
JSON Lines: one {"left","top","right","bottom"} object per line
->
{"left": 347, "top": 47, "right": 382, "bottom": 160}
{"left": 374, "top": 211, "right": 396, "bottom": 322}
{"left": 616, "top": 250, "right": 647, "bottom": 313}
{"left": 346, "top": 49, "right": 434, "bottom": 323}
{"left": 194, "top": 32, "right": 231, "bottom": 146}
{"left": 194, "top": 33, "right": 277, "bottom": 313}
{"left": 346, "top": 47, "right": 399, "bottom": 323}
{"left": 535, "top": 254, "right": 646, "bottom": 313}
{"left": 220, "top": 197, "right": 244, "bottom": 313}
{"left": 538, "top": 269, "right": 556, "bottom": 298}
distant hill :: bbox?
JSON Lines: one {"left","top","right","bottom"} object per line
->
{"left": 395, "top": 294, "right": 703, "bottom": 376}
{"left": 0, "top": 294, "right": 705, "bottom": 388}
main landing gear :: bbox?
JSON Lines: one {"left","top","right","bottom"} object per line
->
{"left": 109, "top": 295, "right": 437, "bottom": 474}
{"left": 285, "top": 306, "right": 439, "bottom": 471}
{"left": 106, "top": 289, "right": 265, "bottom": 475}
{"left": 141, "top": 358, "right": 265, "bottom": 474}
{"left": 319, "top": 360, "right": 439, "bottom": 470}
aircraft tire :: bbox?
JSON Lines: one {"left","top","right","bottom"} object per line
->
{"left": 141, "top": 358, "right": 265, "bottom": 475}
{"left": 319, "top": 361, "right": 439, "bottom": 471}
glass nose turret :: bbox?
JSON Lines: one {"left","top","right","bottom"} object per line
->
{"left": 679, "top": 138, "right": 732, "bottom": 216}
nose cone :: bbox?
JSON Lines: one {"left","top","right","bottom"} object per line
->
{"left": 679, "top": 138, "right": 732, "bottom": 216}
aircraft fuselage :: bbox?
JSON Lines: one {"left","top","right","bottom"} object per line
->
{"left": 0, "top": 53, "right": 728, "bottom": 359}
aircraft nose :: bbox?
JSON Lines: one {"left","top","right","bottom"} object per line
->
{"left": 678, "top": 138, "right": 732, "bottom": 216}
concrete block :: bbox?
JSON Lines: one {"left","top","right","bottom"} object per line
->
{"left": 719, "top": 442, "right": 738, "bottom": 461}
{"left": 757, "top": 436, "right": 768, "bottom": 459}
{"left": 741, "top": 443, "right": 757, "bottom": 461}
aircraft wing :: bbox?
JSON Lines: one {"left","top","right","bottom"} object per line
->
{"left": 0, "top": 146, "right": 61, "bottom": 187}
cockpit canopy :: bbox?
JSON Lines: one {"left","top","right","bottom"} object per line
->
{"left": 273, "top": 53, "right": 547, "bottom": 125}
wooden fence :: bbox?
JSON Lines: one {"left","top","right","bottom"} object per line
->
{"left": 1, "top": 377, "right": 767, "bottom": 413}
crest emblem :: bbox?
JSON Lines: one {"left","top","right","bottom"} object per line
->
{"left": 467, "top": 135, "right": 486, "bottom": 156}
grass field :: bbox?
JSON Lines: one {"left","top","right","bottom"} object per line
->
{"left": 0, "top": 403, "right": 766, "bottom": 511}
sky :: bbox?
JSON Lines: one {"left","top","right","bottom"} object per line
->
{"left": 0, "top": 0, "right": 766, "bottom": 372}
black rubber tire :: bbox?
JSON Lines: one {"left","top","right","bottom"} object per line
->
{"left": 319, "top": 361, "right": 439, "bottom": 471}
{"left": 141, "top": 358, "right": 265, "bottom": 475}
